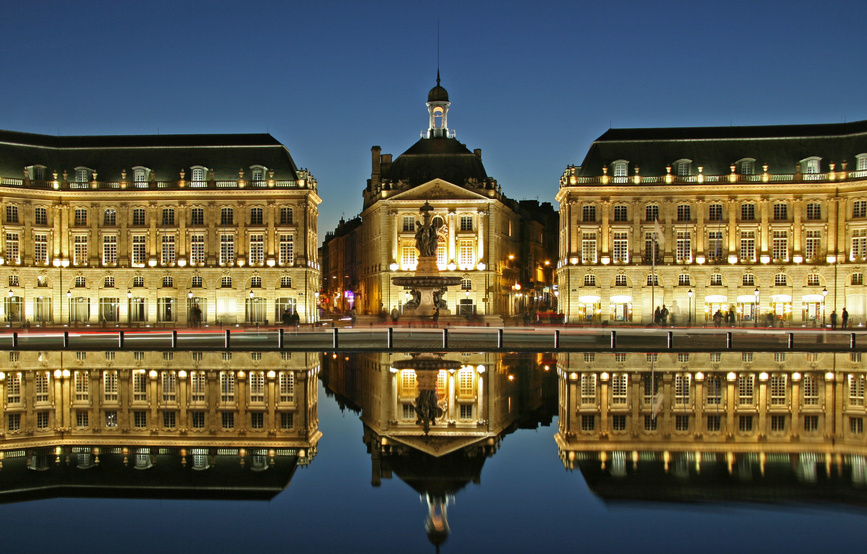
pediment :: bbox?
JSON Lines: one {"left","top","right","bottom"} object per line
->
{"left": 389, "top": 179, "right": 489, "bottom": 202}
{"left": 389, "top": 432, "right": 490, "bottom": 457}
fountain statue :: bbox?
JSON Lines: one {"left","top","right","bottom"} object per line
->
{"left": 392, "top": 202, "right": 462, "bottom": 317}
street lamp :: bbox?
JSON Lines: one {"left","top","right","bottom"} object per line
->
{"left": 754, "top": 287, "right": 760, "bottom": 328}
{"left": 6, "top": 289, "right": 12, "bottom": 323}
{"left": 128, "top": 290, "right": 133, "bottom": 325}
{"left": 687, "top": 289, "right": 693, "bottom": 326}
{"left": 822, "top": 286, "right": 828, "bottom": 327}
{"left": 67, "top": 290, "right": 72, "bottom": 326}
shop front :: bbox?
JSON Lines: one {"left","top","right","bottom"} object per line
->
{"left": 577, "top": 295, "right": 601, "bottom": 323}
{"left": 801, "top": 293, "right": 824, "bottom": 327}
{"left": 609, "top": 295, "right": 633, "bottom": 323}
{"left": 736, "top": 294, "right": 758, "bottom": 325}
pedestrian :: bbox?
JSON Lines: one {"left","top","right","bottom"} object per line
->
{"left": 830, "top": 310, "right": 837, "bottom": 329}
{"left": 661, "top": 305, "right": 669, "bottom": 326}
{"left": 654, "top": 306, "right": 661, "bottom": 325}
{"left": 281, "top": 308, "right": 292, "bottom": 326}
{"left": 842, "top": 308, "right": 849, "bottom": 328}
{"left": 391, "top": 307, "right": 399, "bottom": 322}
{"left": 349, "top": 307, "right": 357, "bottom": 326}
{"left": 713, "top": 309, "right": 722, "bottom": 327}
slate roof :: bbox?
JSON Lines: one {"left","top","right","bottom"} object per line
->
{"left": 576, "top": 119, "right": 867, "bottom": 177}
{"left": 0, "top": 129, "right": 300, "bottom": 181}
{"left": 382, "top": 136, "right": 488, "bottom": 187}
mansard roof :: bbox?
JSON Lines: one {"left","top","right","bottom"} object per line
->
{"left": 0, "top": 129, "right": 300, "bottom": 181}
{"left": 382, "top": 136, "right": 488, "bottom": 187}
{"left": 576, "top": 119, "right": 867, "bottom": 177}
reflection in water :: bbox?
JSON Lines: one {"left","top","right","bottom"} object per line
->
{"left": 321, "top": 351, "right": 557, "bottom": 548}
{"left": 0, "top": 350, "right": 321, "bottom": 502}
{"left": 556, "top": 351, "right": 867, "bottom": 506}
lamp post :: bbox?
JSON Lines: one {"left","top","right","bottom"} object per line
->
{"left": 754, "top": 287, "right": 760, "bottom": 328}
{"left": 7, "top": 289, "right": 12, "bottom": 324}
{"left": 128, "top": 290, "right": 133, "bottom": 325}
{"left": 687, "top": 289, "right": 693, "bottom": 326}
{"left": 67, "top": 290, "right": 72, "bottom": 326}
{"left": 822, "top": 286, "right": 828, "bottom": 327}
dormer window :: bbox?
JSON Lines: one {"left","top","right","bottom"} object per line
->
{"left": 612, "top": 160, "right": 628, "bottom": 180}
{"left": 132, "top": 166, "right": 150, "bottom": 188}
{"left": 801, "top": 157, "right": 821, "bottom": 176}
{"left": 28, "top": 165, "right": 47, "bottom": 181}
{"left": 856, "top": 154, "right": 867, "bottom": 172}
{"left": 250, "top": 166, "right": 266, "bottom": 187}
{"left": 673, "top": 159, "right": 692, "bottom": 177}
{"left": 73, "top": 167, "right": 93, "bottom": 189}
{"left": 191, "top": 166, "right": 207, "bottom": 187}
{"left": 736, "top": 158, "right": 755, "bottom": 175}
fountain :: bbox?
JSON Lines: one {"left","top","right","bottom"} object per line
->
{"left": 392, "top": 202, "right": 462, "bottom": 318}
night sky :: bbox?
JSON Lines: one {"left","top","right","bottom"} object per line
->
{"left": 1, "top": 0, "right": 865, "bottom": 240}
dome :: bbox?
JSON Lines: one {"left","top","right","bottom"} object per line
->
{"left": 428, "top": 84, "right": 449, "bottom": 103}
{"left": 428, "top": 71, "right": 449, "bottom": 102}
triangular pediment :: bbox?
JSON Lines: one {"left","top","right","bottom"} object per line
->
{"left": 388, "top": 179, "right": 490, "bottom": 202}
{"left": 389, "top": 432, "right": 491, "bottom": 457}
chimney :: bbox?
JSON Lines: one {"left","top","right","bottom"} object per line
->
{"left": 371, "top": 146, "right": 381, "bottom": 185}
{"left": 474, "top": 148, "right": 482, "bottom": 160}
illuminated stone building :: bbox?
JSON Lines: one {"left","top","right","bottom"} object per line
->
{"left": 0, "top": 349, "right": 320, "bottom": 501}
{"left": 321, "top": 351, "right": 556, "bottom": 547}
{"left": 556, "top": 120, "right": 867, "bottom": 326}
{"left": 0, "top": 130, "right": 321, "bottom": 326}
{"left": 347, "top": 76, "right": 556, "bottom": 320}
{"left": 556, "top": 350, "right": 867, "bottom": 505}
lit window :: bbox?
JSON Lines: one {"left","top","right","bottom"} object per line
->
{"left": 612, "top": 232, "right": 628, "bottom": 263}
{"left": 710, "top": 274, "right": 723, "bottom": 286}
{"left": 582, "top": 232, "right": 597, "bottom": 263}
{"left": 742, "top": 273, "right": 755, "bottom": 286}
{"left": 805, "top": 231, "right": 821, "bottom": 261}
{"left": 678, "top": 274, "right": 690, "bottom": 286}
{"left": 853, "top": 273, "right": 864, "bottom": 286}
{"left": 740, "top": 231, "right": 756, "bottom": 262}
{"left": 646, "top": 274, "right": 658, "bottom": 286}
{"left": 807, "top": 274, "right": 821, "bottom": 286}
{"left": 774, "top": 273, "right": 787, "bottom": 286}
{"left": 772, "top": 231, "right": 788, "bottom": 261}
{"left": 614, "top": 275, "right": 627, "bottom": 287}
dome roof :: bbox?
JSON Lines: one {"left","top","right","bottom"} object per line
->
{"left": 427, "top": 71, "right": 449, "bottom": 102}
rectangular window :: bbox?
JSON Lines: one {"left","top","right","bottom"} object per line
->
{"left": 676, "top": 231, "right": 691, "bottom": 262}
{"left": 852, "top": 229, "right": 867, "bottom": 260}
{"left": 678, "top": 274, "right": 690, "bottom": 286}
{"left": 806, "top": 203, "right": 821, "bottom": 220}
{"left": 131, "top": 235, "right": 147, "bottom": 265}
{"left": 76, "top": 411, "right": 89, "bottom": 428}
{"left": 280, "top": 235, "right": 294, "bottom": 265}
{"left": 738, "top": 374, "right": 754, "bottom": 404}
{"left": 100, "top": 235, "right": 118, "bottom": 265}
{"left": 132, "top": 370, "right": 147, "bottom": 402}
{"left": 773, "top": 203, "right": 788, "bottom": 221}
{"left": 460, "top": 215, "right": 473, "bottom": 231}
{"left": 281, "top": 412, "right": 294, "bottom": 430}
{"left": 772, "top": 230, "right": 788, "bottom": 261}
{"left": 741, "top": 203, "right": 756, "bottom": 221}
{"left": 770, "top": 375, "right": 787, "bottom": 405}
{"left": 646, "top": 274, "right": 658, "bottom": 286}
{"left": 192, "top": 412, "right": 205, "bottom": 428}
{"left": 162, "top": 372, "right": 177, "bottom": 403}
{"left": 132, "top": 208, "right": 146, "bottom": 225}
{"left": 674, "top": 374, "right": 691, "bottom": 405}
{"left": 676, "top": 204, "right": 691, "bottom": 221}
{"left": 191, "top": 207, "right": 204, "bottom": 226}
{"left": 105, "top": 411, "right": 118, "bottom": 428}
{"left": 33, "top": 233, "right": 48, "bottom": 264}
{"left": 710, "top": 274, "right": 723, "bottom": 286}
{"left": 163, "top": 411, "right": 176, "bottom": 429}
{"left": 221, "top": 411, "right": 235, "bottom": 430}
{"left": 250, "top": 207, "right": 263, "bottom": 225}
{"left": 161, "top": 235, "right": 176, "bottom": 264}
{"left": 771, "top": 415, "right": 786, "bottom": 432}
{"left": 707, "top": 415, "right": 721, "bottom": 432}
{"left": 74, "top": 208, "right": 87, "bottom": 226}
{"left": 611, "top": 374, "right": 627, "bottom": 404}
{"left": 74, "top": 371, "right": 89, "bottom": 402}
{"left": 279, "top": 372, "right": 295, "bottom": 403}
{"left": 403, "top": 216, "right": 415, "bottom": 232}
{"left": 249, "top": 234, "right": 264, "bottom": 265}
{"left": 133, "top": 411, "right": 147, "bottom": 429}
{"left": 35, "top": 371, "right": 50, "bottom": 403}
{"left": 707, "top": 231, "right": 723, "bottom": 261}
{"left": 644, "top": 233, "right": 661, "bottom": 263}
{"left": 849, "top": 375, "right": 865, "bottom": 406}
{"left": 249, "top": 371, "right": 265, "bottom": 403}
{"left": 221, "top": 208, "right": 234, "bottom": 225}
{"left": 73, "top": 235, "right": 88, "bottom": 265}
{"left": 805, "top": 230, "right": 821, "bottom": 261}
{"left": 851, "top": 417, "right": 864, "bottom": 435}
{"left": 613, "top": 205, "right": 628, "bottom": 222}
{"left": 739, "top": 415, "right": 753, "bottom": 432}
{"left": 103, "top": 370, "right": 118, "bottom": 402}
{"left": 191, "top": 372, "right": 206, "bottom": 402}
{"left": 5, "top": 233, "right": 19, "bottom": 264}
{"left": 854, "top": 201, "right": 867, "bottom": 218}
{"left": 611, "top": 414, "right": 627, "bottom": 431}
{"left": 280, "top": 207, "right": 294, "bottom": 225}
{"left": 581, "top": 233, "right": 597, "bottom": 263}
{"left": 582, "top": 205, "right": 596, "bottom": 222}
{"left": 613, "top": 232, "right": 628, "bottom": 263}
{"left": 581, "top": 414, "right": 595, "bottom": 431}
{"left": 190, "top": 235, "right": 205, "bottom": 264}
{"left": 221, "top": 372, "right": 236, "bottom": 403}
{"left": 34, "top": 207, "right": 48, "bottom": 225}
{"left": 803, "top": 375, "right": 819, "bottom": 405}
{"left": 644, "top": 415, "right": 658, "bottom": 431}
{"left": 708, "top": 203, "right": 723, "bottom": 221}
{"left": 251, "top": 412, "right": 264, "bottom": 429}
{"left": 37, "top": 412, "right": 50, "bottom": 429}
{"left": 740, "top": 231, "right": 756, "bottom": 262}
{"left": 675, "top": 415, "right": 689, "bottom": 431}
{"left": 645, "top": 205, "right": 659, "bottom": 222}
{"left": 804, "top": 415, "right": 819, "bottom": 432}
{"left": 104, "top": 208, "right": 116, "bottom": 226}
{"left": 162, "top": 208, "right": 175, "bottom": 226}
{"left": 220, "top": 235, "right": 235, "bottom": 265}
{"left": 580, "top": 374, "right": 596, "bottom": 404}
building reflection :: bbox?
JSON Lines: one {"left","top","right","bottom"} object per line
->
{"left": 322, "top": 351, "right": 557, "bottom": 547}
{"left": 0, "top": 350, "right": 321, "bottom": 502}
{"left": 556, "top": 351, "right": 867, "bottom": 505}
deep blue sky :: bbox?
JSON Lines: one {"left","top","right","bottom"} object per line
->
{"left": 2, "top": 0, "right": 865, "bottom": 241}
